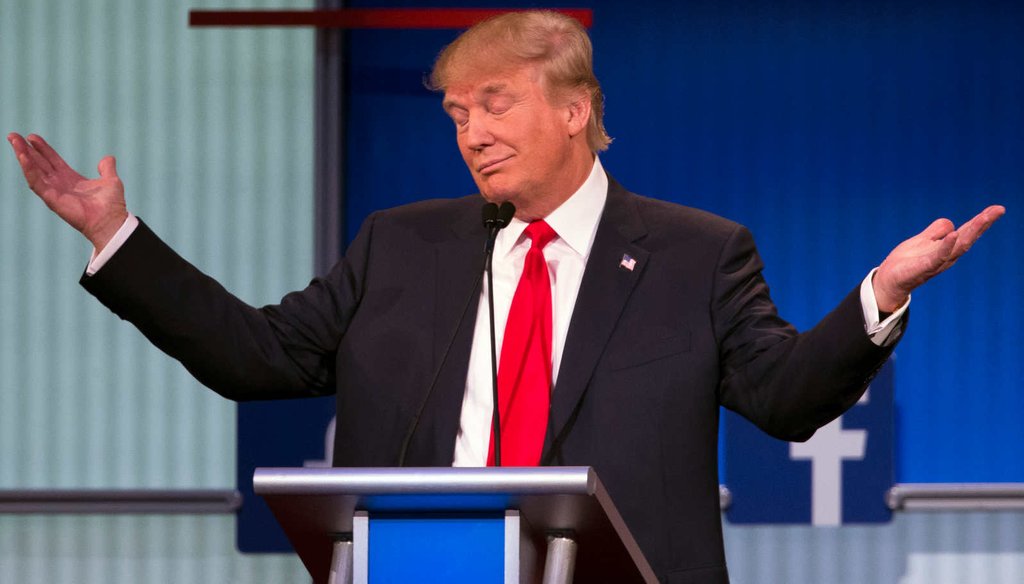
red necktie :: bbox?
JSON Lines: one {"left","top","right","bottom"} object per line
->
{"left": 487, "top": 220, "right": 557, "bottom": 466}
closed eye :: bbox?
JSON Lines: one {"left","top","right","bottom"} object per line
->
{"left": 448, "top": 109, "right": 469, "bottom": 127}
{"left": 487, "top": 96, "right": 514, "bottom": 115}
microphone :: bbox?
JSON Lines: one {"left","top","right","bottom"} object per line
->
{"left": 482, "top": 201, "right": 515, "bottom": 466}
{"left": 483, "top": 201, "right": 515, "bottom": 253}
{"left": 482, "top": 202, "right": 498, "bottom": 227}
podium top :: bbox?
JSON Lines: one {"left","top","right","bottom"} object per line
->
{"left": 255, "top": 466, "right": 597, "bottom": 497}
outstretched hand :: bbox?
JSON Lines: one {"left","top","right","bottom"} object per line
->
{"left": 873, "top": 205, "right": 1006, "bottom": 312}
{"left": 7, "top": 133, "right": 128, "bottom": 249}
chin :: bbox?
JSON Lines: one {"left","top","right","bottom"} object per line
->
{"left": 477, "top": 183, "right": 517, "bottom": 205}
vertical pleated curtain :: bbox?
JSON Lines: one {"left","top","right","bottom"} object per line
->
{"left": 0, "top": 0, "right": 313, "bottom": 489}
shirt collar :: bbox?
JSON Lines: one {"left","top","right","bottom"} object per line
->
{"left": 495, "top": 156, "right": 608, "bottom": 259}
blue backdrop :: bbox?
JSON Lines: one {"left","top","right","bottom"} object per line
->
{"left": 342, "top": 0, "right": 1023, "bottom": 484}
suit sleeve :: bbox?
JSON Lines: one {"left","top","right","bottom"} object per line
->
{"left": 712, "top": 224, "right": 898, "bottom": 441}
{"left": 80, "top": 215, "right": 378, "bottom": 401}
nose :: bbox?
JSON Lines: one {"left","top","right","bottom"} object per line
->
{"left": 463, "top": 112, "right": 495, "bottom": 151}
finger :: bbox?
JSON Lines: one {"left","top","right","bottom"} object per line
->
{"left": 20, "top": 136, "right": 56, "bottom": 175}
{"left": 969, "top": 205, "right": 1007, "bottom": 235}
{"left": 16, "top": 152, "right": 45, "bottom": 189}
{"left": 935, "top": 229, "right": 958, "bottom": 259}
{"left": 921, "top": 218, "right": 955, "bottom": 241}
{"left": 951, "top": 204, "right": 1006, "bottom": 257}
{"left": 956, "top": 215, "right": 990, "bottom": 245}
{"left": 982, "top": 204, "right": 1006, "bottom": 219}
{"left": 97, "top": 155, "right": 119, "bottom": 180}
{"left": 960, "top": 205, "right": 1005, "bottom": 231}
{"left": 27, "top": 134, "right": 78, "bottom": 177}
{"left": 12, "top": 139, "right": 48, "bottom": 190}
{"left": 937, "top": 230, "right": 963, "bottom": 271}
{"left": 14, "top": 152, "right": 61, "bottom": 208}
{"left": 8, "top": 133, "right": 37, "bottom": 164}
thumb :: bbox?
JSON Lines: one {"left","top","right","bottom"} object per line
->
{"left": 922, "top": 218, "right": 955, "bottom": 241}
{"left": 937, "top": 229, "right": 958, "bottom": 256}
{"left": 97, "top": 155, "right": 119, "bottom": 180}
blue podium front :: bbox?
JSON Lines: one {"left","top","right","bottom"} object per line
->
{"left": 369, "top": 513, "right": 505, "bottom": 582}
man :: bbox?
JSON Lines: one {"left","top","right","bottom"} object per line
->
{"left": 7, "top": 10, "right": 1003, "bottom": 583}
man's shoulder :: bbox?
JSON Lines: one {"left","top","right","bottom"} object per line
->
{"left": 378, "top": 194, "right": 481, "bottom": 218}
{"left": 612, "top": 182, "right": 744, "bottom": 245}
{"left": 362, "top": 194, "right": 482, "bottom": 241}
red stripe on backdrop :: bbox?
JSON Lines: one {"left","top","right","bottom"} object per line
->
{"left": 188, "top": 8, "right": 593, "bottom": 29}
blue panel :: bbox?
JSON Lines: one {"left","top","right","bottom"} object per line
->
{"left": 725, "top": 360, "right": 894, "bottom": 525}
{"left": 343, "top": 0, "right": 1024, "bottom": 484}
{"left": 369, "top": 515, "right": 504, "bottom": 584}
{"left": 724, "top": 412, "right": 812, "bottom": 523}
{"left": 842, "top": 362, "right": 896, "bottom": 523}
{"left": 237, "top": 398, "right": 335, "bottom": 552}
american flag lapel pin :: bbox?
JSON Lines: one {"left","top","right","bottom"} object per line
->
{"left": 619, "top": 253, "right": 637, "bottom": 271}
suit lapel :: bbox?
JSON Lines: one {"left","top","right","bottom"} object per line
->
{"left": 544, "top": 179, "right": 649, "bottom": 462}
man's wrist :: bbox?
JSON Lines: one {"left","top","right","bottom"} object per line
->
{"left": 871, "top": 273, "right": 908, "bottom": 314}
{"left": 86, "top": 210, "right": 130, "bottom": 250}
{"left": 861, "top": 268, "right": 910, "bottom": 347}
{"left": 86, "top": 213, "right": 139, "bottom": 276}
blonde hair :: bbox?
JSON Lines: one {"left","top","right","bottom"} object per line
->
{"left": 428, "top": 10, "right": 612, "bottom": 152}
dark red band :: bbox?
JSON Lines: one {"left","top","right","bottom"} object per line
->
{"left": 189, "top": 8, "right": 593, "bottom": 29}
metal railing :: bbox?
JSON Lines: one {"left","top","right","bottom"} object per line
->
{"left": 716, "top": 484, "right": 1024, "bottom": 512}
{"left": 4, "top": 483, "right": 1024, "bottom": 514}
{"left": 0, "top": 489, "right": 241, "bottom": 514}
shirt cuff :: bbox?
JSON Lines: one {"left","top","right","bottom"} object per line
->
{"left": 86, "top": 213, "right": 140, "bottom": 276}
{"left": 860, "top": 267, "right": 909, "bottom": 347}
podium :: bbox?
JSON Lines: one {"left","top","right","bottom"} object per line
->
{"left": 254, "top": 466, "right": 657, "bottom": 583}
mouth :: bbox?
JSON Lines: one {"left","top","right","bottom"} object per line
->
{"left": 477, "top": 155, "right": 512, "bottom": 174}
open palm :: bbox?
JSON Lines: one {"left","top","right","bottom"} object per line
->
{"left": 8, "top": 133, "right": 128, "bottom": 248}
{"left": 874, "top": 205, "right": 1006, "bottom": 312}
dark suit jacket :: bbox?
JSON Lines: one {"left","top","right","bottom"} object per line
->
{"left": 82, "top": 178, "right": 896, "bottom": 583}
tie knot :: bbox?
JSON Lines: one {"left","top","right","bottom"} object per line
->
{"left": 524, "top": 220, "right": 557, "bottom": 250}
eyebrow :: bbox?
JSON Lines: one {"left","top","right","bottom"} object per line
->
{"left": 443, "top": 82, "right": 513, "bottom": 111}
{"left": 481, "top": 82, "right": 509, "bottom": 95}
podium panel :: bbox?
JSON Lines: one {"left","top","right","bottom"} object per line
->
{"left": 369, "top": 514, "right": 504, "bottom": 582}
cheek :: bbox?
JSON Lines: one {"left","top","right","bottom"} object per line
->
{"left": 455, "top": 135, "right": 470, "bottom": 158}
{"left": 456, "top": 146, "right": 479, "bottom": 177}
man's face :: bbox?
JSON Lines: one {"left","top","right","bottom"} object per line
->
{"left": 443, "top": 66, "right": 578, "bottom": 218}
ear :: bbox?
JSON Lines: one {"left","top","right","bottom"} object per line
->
{"left": 564, "top": 93, "right": 592, "bottom": 138}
